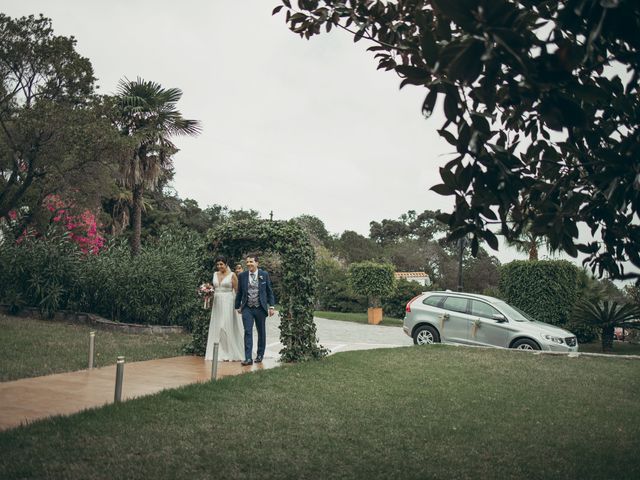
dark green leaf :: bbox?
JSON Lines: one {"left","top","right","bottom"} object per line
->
{"left": 447, "top": 40, "right": 485, "bottom": 84}
{"left": 457, "top": 122, "right": 471, "bottom": 154}
{"left": 444, "top": 91, "right": 459, "bottom": 122}
{"left": 432, "top": 0, "right": 475, "bottom": 29}
{"left": 395, "top": 65, "right": 429, "bottom": 80}
{"left": 422, "top": 89, "right": 438, "bottom": 118}
{"left": 440, "top": 166, "right": 456, "bottom": 187}
{"left": 471, "top": 114, "right": 491, "bottom": 135}
{"left": 438, "top": 128, "right": 457, "bottom": 146}
{"left": 420, "top": 28, "right": 439, "bottom": 67}
{"left": 480, "top": 229, "right": 499, "bottom": 250}
{"left": 431, "top": 183, "right": 455, "bottom": 196}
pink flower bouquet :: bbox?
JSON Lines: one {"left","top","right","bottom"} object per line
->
{"left": 197, "top": 283, "right": 215, "bottom": 309}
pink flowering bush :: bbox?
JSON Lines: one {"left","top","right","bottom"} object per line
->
{"left": 42, "top": 195, "right": 105, "bottom": 254}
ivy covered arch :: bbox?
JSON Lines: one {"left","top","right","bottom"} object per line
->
{"left": 207, "top": 219, "right": 326, "bottom": 362}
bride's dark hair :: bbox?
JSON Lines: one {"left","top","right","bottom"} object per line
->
{"left": 214, "top": 255, "right": 228, "bottom": 265}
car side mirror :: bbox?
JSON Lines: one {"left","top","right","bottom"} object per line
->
{"left": 492, "top": 313, "right": 507, "bottom": 323}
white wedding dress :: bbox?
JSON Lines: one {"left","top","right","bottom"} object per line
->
{"left": 204, "top": 272, "right": 245, "bottom": 361}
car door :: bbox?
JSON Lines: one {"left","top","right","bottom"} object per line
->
{"left": 439, "top": 296, "right": 471, "bottom": 343}
{"left": 468, "top": 299, "right": 510, "bottom": 348}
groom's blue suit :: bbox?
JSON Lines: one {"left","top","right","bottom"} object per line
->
{"left": 235, "top": 269, "right": 276, "bottom": 362}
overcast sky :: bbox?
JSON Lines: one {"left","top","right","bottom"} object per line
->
{"left": 4, "top": 0, "right": 631, "bottom": 275}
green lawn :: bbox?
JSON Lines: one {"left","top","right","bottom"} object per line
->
{"left": 579, "top": 340, "right": 640, "bottom": 355}
{"left": 0, "top": 314, "right": 190, "bottom": 382}
{"left": 1, "top": 346, "right": 638, "bottom": 479}
{"left": 315, "top": 310, "right": 403, "bottom": 326}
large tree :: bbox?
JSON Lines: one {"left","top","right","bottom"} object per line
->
{"left": 370, "top": 209, "right": 445, "bottom": 245}
{"left": 335, "top": 229, "right": 382, "bottom": 263}
{"left": 293, "top": 214, "right": 332, "bottom": 247}
{"left": 276, "top": 0, "right": 640, "bottom": 280}
{"left": 0, "top": 14, "right": 123, "bottom": 223}
{"left": 114, "top": 78, "right": 201, "bottom": 255}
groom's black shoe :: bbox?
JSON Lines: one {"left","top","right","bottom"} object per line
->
{"left": 241, "top": 359, "right": 253, "bottom": 366}
{"left": 255, "top": 356, "right": 263, "bottom": 364}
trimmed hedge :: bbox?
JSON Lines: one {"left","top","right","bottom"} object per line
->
{"left": 499, "top": 260, "right": 579, "bottom": 326}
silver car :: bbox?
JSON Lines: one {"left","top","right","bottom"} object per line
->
{"left": 403, "top": 291, "right": 578, "bottom": 352}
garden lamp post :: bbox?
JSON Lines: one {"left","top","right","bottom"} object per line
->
{"left": 457, "top": 237, "right": 466, "bottom": 292}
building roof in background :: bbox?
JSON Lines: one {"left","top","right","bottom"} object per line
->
{"left": 395, "top": 272, "right": 428, "bottom": 278}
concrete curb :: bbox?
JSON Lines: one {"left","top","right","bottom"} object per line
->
{"left": 441, "top": 340, "right": 640, "bottom": 360}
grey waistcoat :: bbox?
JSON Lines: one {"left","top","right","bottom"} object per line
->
{"left": 248, "top": 273, "right": 260, "bottom": 307}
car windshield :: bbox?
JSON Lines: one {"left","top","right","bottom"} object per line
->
{"left": 494, "top": 301, "right": 534, "bottom": 322}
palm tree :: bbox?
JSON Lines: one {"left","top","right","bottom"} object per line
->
{"left": 505, "top": 200, "right": 552, "bottom": 261}
{"left": 574, "top": 300, "right": 640, "bottom": 352}
{"left": 102, "top": 189, "right": 153, "bottom": 236}
{"left": 509, "top": 230, "right": 543, "bottom": 261}
{"left": 115, "top": 78, "right": 201, "bottom": 255}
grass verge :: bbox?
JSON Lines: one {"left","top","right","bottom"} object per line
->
{"left": 1, "top": 346, "right": 638, "bottom": 479}
{"left": 0, "top": 314, "right": 190, "bottom": 382}
{"left": 315, "top": 310, "right": 403, "bottom": 326}
{"left": 579, "top": 340, "right": 640, "bottom": 355}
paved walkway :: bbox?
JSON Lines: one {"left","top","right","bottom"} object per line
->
{"left": 0, "top": 316, "right": 410, "bottom": 431}
{"left": 289, "top": 316, "right": 411, "bottom": 354}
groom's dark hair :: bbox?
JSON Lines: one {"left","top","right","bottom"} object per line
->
{"left": 245, "top": 252, "right": 259, "bottom": 263}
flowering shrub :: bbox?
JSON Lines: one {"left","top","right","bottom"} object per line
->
{"left": 43, "top": 195, "right": 105, "bottom": 254}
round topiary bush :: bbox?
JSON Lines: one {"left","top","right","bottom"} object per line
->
{"left": 348, "top": 261, "right": 397, "bottom": 308}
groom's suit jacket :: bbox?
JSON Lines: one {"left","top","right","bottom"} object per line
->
{"left": 235, "top": 269, "right": 276, "bottom": 313}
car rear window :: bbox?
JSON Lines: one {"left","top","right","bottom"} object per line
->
{"left": 423, "top": 295, "right": 444, "bottom": 307}
{"left": 442, "top": 296, "right": 469, "bottom": 314}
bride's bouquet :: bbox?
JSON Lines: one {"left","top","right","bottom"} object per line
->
{"left": 197, "top": 282, "right": 215, "bottom": 309}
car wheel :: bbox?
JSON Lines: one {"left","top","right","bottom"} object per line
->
{"left": 413, "top": 325, "right": 440, "bottom": 345}
{"left": 511, "top": 338, "right": 540, "bottom": 350}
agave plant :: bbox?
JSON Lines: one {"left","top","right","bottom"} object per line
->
{"left": 574, "top": 300, "right": 640, "bottom": 352}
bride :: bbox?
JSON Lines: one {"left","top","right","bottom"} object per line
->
{"left": 205, "top": 255, "right": 245, "bottom": 361}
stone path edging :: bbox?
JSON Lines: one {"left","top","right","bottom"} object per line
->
{"left": 0, "top": 305, "right": 185, "bottom": 334}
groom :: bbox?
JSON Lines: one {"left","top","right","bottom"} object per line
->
{"left": 235, "top": 253, "right": 276, "bottom": 366}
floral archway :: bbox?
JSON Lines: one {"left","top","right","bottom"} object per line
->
{"left": 207, "top": 219, "right": 326, "bottom": 362}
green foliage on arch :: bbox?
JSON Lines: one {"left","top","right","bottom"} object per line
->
{"left": 207, "top": 219, "right": 327, "bottom": 362}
